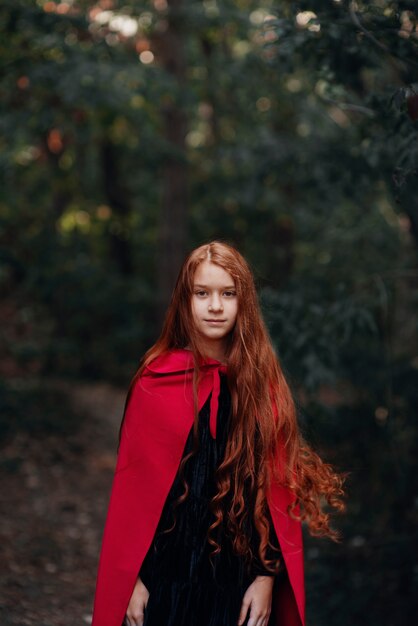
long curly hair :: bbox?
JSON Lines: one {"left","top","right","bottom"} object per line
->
{"left": 121, "top": 240, "right": 346, "bottom": 574}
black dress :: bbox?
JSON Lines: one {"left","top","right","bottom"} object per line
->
{"left": 139, "top": 372, "right": 284, "bottom": 626}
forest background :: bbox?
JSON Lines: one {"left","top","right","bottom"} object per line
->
{"left": 0, "top": 1, "right": 417, "bottom": 625}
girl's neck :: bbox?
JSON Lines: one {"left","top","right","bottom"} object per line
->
{"left": 184, "top": 342, "right": 228, "bottom": 365}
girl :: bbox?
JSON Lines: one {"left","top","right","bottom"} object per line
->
{"left": 92, "top": 241, "right": 345, "bottom": 626}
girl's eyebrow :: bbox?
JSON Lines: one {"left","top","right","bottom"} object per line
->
{"left": 193, "top": 283, "right": 236, "bottom": 289}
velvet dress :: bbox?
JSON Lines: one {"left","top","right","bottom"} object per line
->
{"left": 137, "top": 372, "right": 285, "bottom": 626}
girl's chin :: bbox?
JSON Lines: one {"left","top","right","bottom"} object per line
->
{"left": 201, "top": 328, "right": 229, "bottom": 336}
{"left": 198, "top": 329, "right": 231, "bottom": 341}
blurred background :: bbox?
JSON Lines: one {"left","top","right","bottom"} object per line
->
{"left": 0, "top": 1, "right": 417, "bottom": 625}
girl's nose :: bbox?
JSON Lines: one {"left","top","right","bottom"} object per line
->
{"left": 209, "top": 294, "right": 223, "bottom": 311}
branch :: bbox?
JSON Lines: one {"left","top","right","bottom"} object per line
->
{"left": 320, "top": 95, "right": 375, "bottom": 117}
{"left": 348, "top": 2, "right": 418, "bottom": 71}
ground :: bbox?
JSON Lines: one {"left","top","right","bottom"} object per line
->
{"left": 0, "top": 382, "right": 126, "bottom": 626}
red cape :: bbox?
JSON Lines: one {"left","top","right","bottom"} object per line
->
{"left": 92, "top": 349, "right": 305, "bottom": 626}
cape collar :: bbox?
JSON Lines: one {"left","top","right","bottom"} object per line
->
{"left": 145, "top": 347, "right": 227, "bottom": 373}
{"left": 145, "top": 348, "right": 227, "bottom": 439}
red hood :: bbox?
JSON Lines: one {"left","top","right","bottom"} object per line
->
{"left": 91, "top": 348, "right": 305, "bottom": 626}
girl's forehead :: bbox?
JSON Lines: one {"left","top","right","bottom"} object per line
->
{"left": 193, "top": 260, "right": 235, "bottom": 285}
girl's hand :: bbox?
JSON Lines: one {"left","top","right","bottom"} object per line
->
{"left": 238, "top": 575, "right": 274, "bottom": 626}
{"left": 124, "top": 576, "right": 149, "bottom": 626}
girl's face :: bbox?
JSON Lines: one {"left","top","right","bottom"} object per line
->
{"left": 191, "top": 260, "right": 238, "bottom": 351}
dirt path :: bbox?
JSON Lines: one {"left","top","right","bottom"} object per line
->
{"left": 0, "top": 381, "right": 126, "bottom": 626}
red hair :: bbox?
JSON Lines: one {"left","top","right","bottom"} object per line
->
{"left": 122, "top": 241, "right": 345, "bottom": 574}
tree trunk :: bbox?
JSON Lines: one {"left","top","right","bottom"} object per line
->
{"left": 154, "top": 0, "right": 189, "bottom": 324}
{"left": 101, "top": 139, "right": 133, "bottom": 275}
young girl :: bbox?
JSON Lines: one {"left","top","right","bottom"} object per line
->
{"left": 92, "top": 241, "right": 345, "bottom": 626}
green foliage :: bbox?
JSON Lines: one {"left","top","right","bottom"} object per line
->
{"left": 302, "top": 356, "right": 418, "bottom": 625}
{"left": 261, "top": 278, "right": 380, "bottom": 391}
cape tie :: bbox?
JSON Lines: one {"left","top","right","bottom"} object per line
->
{"left": 209, "top": 364, "right": 227, "bottom": 439}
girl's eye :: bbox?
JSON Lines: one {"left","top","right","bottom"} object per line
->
{"left": 194, "top": 290, "right": 236, "bottom": 297}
